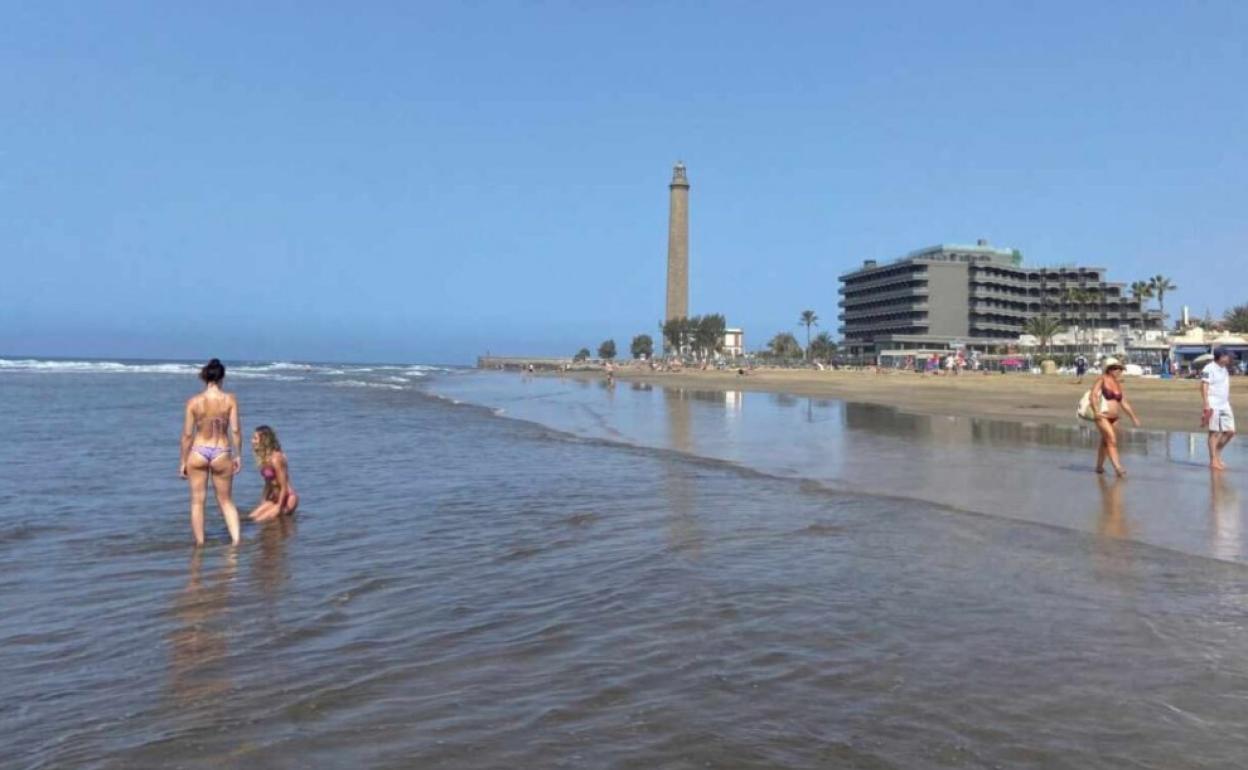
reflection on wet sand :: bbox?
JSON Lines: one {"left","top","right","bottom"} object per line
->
{"left": 844, "top": 402, "right": 935, "bottom": 440}
{"left": 1090, "top": 474, "right": 1141, "bottom": 595}
{"left": 843, "top": 401, "right": 1153, "bottom": 451}
{"left": 252, "top": 516, "right": 297, "bottom": 608}
{"left": 1210, "top": 472, "right": 1242, "bottom": 561}
{"left": 168, "top": 549, "right": 237, "bottom": 706}
{"left": 772, "top": 392, "right": 798, "bottom": 408}
{"left": 439, "top": 375, "right": 1245, "bottom": 562}
{"left": 662, "top": 389, "right": 700, "bottom": 557}
{"left": 1097, "top": 475, "right": 1129, "bottom": 540}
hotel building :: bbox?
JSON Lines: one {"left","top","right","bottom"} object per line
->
{"left": 838, "top": 241, "right": 1161, "bottom": 357}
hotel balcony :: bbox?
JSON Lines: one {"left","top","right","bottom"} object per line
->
{"left": 968, "top": 272, "right": 1031, "bottom": 290}
{"left": 970, "top": 304, "right": 1030, "bottom": 319}
{"left": 840, "top": 285, "right": 929, "bottom": 308}
{"left": 970, "top": 287, "right": 1031, "bottom": 303}
{"left": 840, "top": 303, "right": 929, "bottom": 322}
{"left": 841, "top": 317, "right": 932, "bottom": 334}
{"left": 839, "top": 271, "right": 928, "bottom": 294}
{"left": 970, "top": 320, "right": 1026, "bottom": 333}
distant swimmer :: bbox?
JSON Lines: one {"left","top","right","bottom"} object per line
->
{"left": 1088, "top": 358, "right": 1141, "bottom": 477}
{"left": 179, "top": 359, "right": 243, "bottom": 545}
{"left": 249, "top": 425, "right": 299, "bottom": 522}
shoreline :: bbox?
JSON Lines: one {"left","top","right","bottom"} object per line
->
{"left": 549, "top": 365, "right": 1243, "bottom": 434}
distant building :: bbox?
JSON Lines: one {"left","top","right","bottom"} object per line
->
{"left": 722, "top": 328, "right": 744, "bottom": 357}
{"left": 838, "top": 240, "right": 1161, "bottom": 357}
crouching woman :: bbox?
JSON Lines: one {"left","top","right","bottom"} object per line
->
{"left": 249, "top": 425, "right": 299, "bottom": 522}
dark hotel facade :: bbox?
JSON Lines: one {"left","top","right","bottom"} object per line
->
{"left": 838, "top": 241, "right": 1161, "bottom": 357}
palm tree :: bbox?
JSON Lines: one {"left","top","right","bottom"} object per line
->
{"left": 1130, "top": 280, "right": 1154, "bottom": 331}
{"left": 809, "top": 331, "right": 836, "bottom": 364}
{"left": 767, "top": 332, "right": 802, "bottom": 360}
{"left": 1064, "top": 288, "right": 1093, "bottom": 354}
{"left": 798, "top": 310, "right": 819, "bottom": 361}
{"left": 1039, "top": 271, "right": 1060, "bottom": 323}
{"left": 1149, "top": 275, "right": 1177, "bottom": 330}
{"left": 1085, "top": 286, "right": 1102, "bottom": 352}
{"left": 1225, "top": 304, "right": 1248, "bottom": 334}
{"left": 1024, "top": 316, "right": 1066, "bottom": 358}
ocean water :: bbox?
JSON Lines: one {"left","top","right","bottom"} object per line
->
{"left": 3, "top": 359, "right": 1248, "bottom": 769}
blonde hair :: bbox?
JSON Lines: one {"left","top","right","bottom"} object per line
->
{"left": 253, "top": 425, "right": 282, "bottom": 468}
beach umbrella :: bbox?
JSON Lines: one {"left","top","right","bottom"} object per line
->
{"left": 1193, "top": 353, "right": 1214, "bottom": 366}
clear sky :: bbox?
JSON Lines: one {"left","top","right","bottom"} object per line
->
{"left": 2, "top": 1, "right": 1245, "bottom": 364}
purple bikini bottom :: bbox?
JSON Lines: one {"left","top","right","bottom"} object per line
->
{"left": 192, "top": 445, "right": 231, "bottom": 462}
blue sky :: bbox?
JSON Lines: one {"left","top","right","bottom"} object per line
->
{"left": 2, "top": 2, "right": 1244, "bottom": 363}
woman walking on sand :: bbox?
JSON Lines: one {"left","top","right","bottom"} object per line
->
{"left": 249, "top": 425, "right": 300, "bottom": 522}
{"left": 179, "top": 359, "right": 243, "bottom": 545}
{"left": 1090, "top": 359, "right": 1142, "bottom": 476}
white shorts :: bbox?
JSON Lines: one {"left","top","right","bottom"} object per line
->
{"left": 1209, "top": 407, "right": 1236, "bottom": 433}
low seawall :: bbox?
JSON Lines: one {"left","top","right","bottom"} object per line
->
{"left": 478, "top": 356, "right": 581, "bottom": 371}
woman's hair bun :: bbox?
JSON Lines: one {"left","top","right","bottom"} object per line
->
{"left": 200, "top": 358, "right": 226, "bottom": 383}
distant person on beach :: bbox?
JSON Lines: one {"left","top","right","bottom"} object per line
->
{"left": 179, "top": 358, "right": 242, "bottom": 545}
{"left": 1074, "top": 355, "right": 1088, "bottom": 383}
{"left": 1202, "top": 348, "right": 1236, "bottom": 470}
{"left": 249, "top": 425, "right": 300, "bottom": 521}
{"left": 1090, "top": 358, "right": 1141, "bottom": 476}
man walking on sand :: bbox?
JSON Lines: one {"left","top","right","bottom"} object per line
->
{"left": 1202, "top": 348, "right": 1236, "bottom": 470}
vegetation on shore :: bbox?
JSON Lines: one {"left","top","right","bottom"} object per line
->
{"left": 630, "top": 334, "right": 654, "bottom": 359}
{"left": 660, "top": 314, "right": 726, "bottom": 360}
{"left": 1225, "top": 304, "right": 1248, "bottom": 333}
{"left": 798, "top": 310, "right": 818, "bottom": 361}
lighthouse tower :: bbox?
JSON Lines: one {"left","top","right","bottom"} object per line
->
{"left": 665, "top": 161, "right": 690, "bottom": 323}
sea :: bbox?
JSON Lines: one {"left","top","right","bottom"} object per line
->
{"left": 3, "top": 357, "right": 1247, "bottom": 769}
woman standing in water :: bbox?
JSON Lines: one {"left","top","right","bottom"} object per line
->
{"left": 249, "top": 425, "right": 299, "bottom": 522}
{"left": 1091, "top": 359, "right": 1141, "bottom": 477}
{"left": 179, "top": 359, "right": 243, "bottom": 545}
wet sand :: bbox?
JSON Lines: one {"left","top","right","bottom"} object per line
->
{"left": 575, "top": 366, "right": 1241, "bottom": 433}
{"left": 441, "top": 371, "right": 1246, "bottom": 563}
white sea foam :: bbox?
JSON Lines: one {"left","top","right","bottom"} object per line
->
{"left": 229, "top": 372, "right": 307, "bottom": 382}
{"left": 0, "top": 359, "right": 198, "bottom": 375}
{"left": 330, "top": 379, "right": 406, "bottom": 391}
{"left": 254, "top": 361, "right": 313, "bottom": 371}
{"left": 0, "top": 357, "right": 448, "bottom": 382}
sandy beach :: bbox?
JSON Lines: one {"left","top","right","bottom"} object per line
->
{"left": 569, "top": 365, "right": 1245, "bottom": 433}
